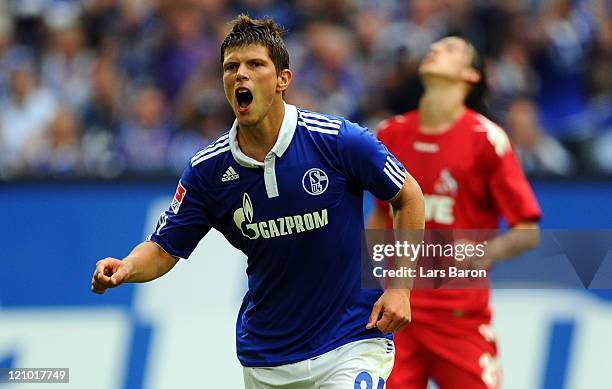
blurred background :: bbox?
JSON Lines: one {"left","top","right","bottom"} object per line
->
{"left": 0, "top": 0, "right": 610, "bottom": 388}
{"left": 0, "top": 0, "right": 610, "bottom": 178}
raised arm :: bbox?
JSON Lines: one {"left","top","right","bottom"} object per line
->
{"left": 91, "top": 241, "right": 178, "bottom": 294}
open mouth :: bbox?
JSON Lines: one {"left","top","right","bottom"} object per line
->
{"left": 235, "top": 88, "right": 253, "bottom": 112}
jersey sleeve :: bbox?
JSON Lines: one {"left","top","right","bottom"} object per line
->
{"left": 373, "top": 128, "right": 395, "bottom": 213}
{"left": 337, "top": 120, "right": 407, "bottom": 201}
{"left": 148, "top": 163, "right": 212, "bottom": 259}
{"left": 480, "top": 122, "right": 542, "bottom": 227}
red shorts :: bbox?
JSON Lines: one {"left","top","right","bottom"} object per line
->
{"left": 387, "top": 317, "right": 501, "bottom": 389}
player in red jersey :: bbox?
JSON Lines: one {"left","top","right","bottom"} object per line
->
{"left": 368, "top": 36, "right": 542, "bottom": 389}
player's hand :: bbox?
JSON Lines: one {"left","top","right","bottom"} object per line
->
{"left": 453, "top": 239, "right": 495, "bottom": 271}
{"left": 91, "top": 257, "right": 131, "bottom": 294}
{"left": 468, "top": 254, "right": 495, "bottom": 271}
{"left": 366, "top": 289, "right": 411, "bottom": 333}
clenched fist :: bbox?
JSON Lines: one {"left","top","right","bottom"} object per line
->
{"left": 91, "top": 257, "right": 131, "bottom": 294}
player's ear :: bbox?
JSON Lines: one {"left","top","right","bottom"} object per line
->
{"left": 463, "top": 67, "right": 481, "bottom": 84}
{"left": 277, "top": 69, "right": 292, "bottom": 93}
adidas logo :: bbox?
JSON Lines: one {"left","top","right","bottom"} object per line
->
{"left": 222, "top": 166, "right": 240, "bottom": 182}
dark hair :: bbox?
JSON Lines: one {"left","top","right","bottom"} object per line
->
{"left": 463, "top": 38, "right": 490, "bottom": 116}
{"left": 220, "top": 14, "right": 289, "bottom": 75}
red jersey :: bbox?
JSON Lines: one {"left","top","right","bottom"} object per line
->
{"left": 375, "top": 109, "right": 541, "bottom": 323}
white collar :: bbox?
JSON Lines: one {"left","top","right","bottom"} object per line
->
{"left": 229, "top": 102, "right": 297, "bottom": 168}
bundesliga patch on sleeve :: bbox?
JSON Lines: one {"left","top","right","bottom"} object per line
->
{"left": 171, "top": 181, "right": 187, "bottom": 214}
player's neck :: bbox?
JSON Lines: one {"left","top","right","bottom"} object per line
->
{"left": 237, "top": 100, "right": 285, "bottom": 162}
{"left": 418, "top": 87, "right": 466, "bottom": 135}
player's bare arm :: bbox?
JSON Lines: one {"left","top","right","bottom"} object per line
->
{"left": 367, "top": 173, "right": 425, "bottom": 333}
{"left": 470, "top": 221, "right": 540, "bottom": 270}
{"left": 91, "top": 241, "right": 178, "bottom": 294}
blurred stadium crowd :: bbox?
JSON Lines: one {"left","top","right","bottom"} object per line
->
{"left": 0, "top": 0, "right": 610, "bottom": 180}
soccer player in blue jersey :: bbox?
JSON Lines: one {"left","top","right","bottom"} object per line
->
{"left": 91, "top": 15, "right": 424, "bottom": 388}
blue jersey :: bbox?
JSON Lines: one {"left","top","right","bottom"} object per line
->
{"left": 150, "top": 103, "right": 407, "bottom": 367}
